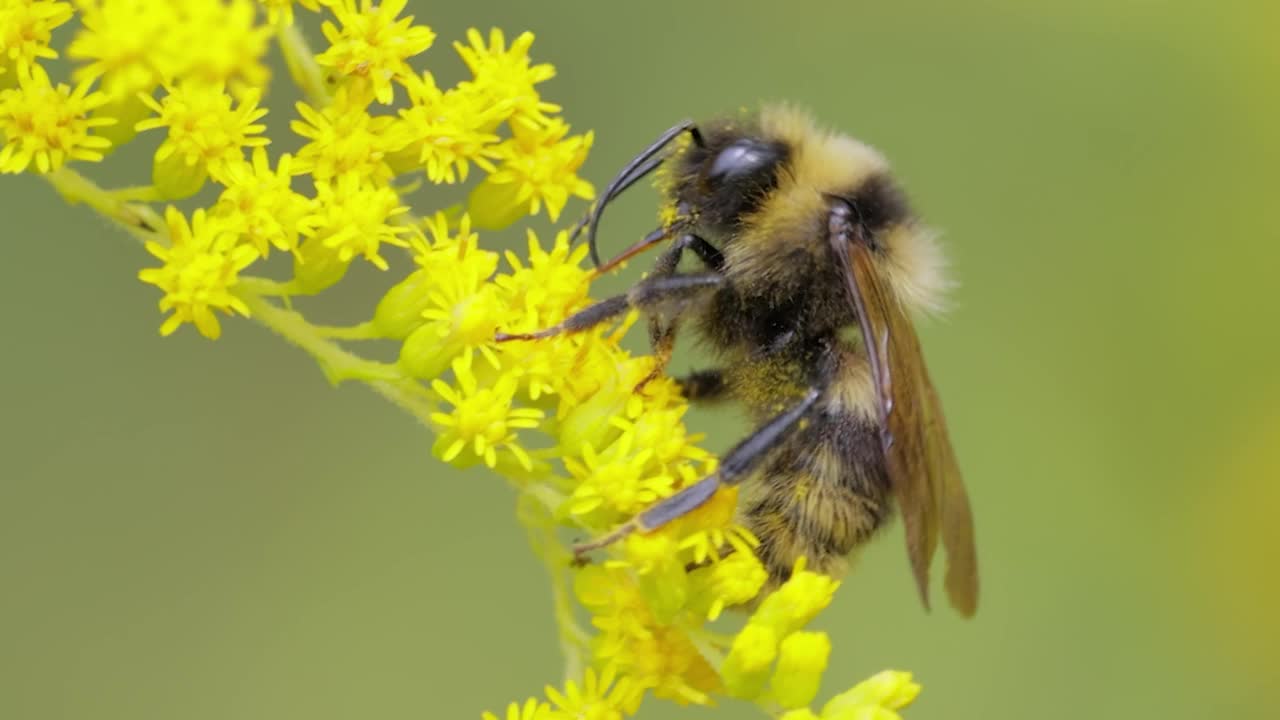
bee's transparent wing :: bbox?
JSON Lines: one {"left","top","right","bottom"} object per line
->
{"left": 834, "top": 233, "right": 979, "bottom": 616}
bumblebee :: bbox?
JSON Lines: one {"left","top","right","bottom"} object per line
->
{"left": 498, "top": 106, "right": 978, "bottom": 616}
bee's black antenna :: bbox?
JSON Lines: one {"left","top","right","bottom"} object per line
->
{"left": 578, "top": 120, "right": 703, "bottom": 268}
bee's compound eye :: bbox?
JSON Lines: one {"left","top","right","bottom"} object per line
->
{"left": 708, "top": 138, "right": 782, "bottom": 182}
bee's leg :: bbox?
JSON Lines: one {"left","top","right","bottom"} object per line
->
{"left": 573, "top": 386, "right": 823, "bottom": 557}
{"left": 675, "top": 368, "right": 729, "bottom": 403}
{"left": 495, "top": 272, "right": 723, "bottom": 342}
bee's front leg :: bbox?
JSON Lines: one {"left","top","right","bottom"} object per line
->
{"left": 495, "top": 272, "right": 724, "bottom": 343}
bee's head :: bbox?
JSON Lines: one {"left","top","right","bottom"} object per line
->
{"left": 671, "top": 125, "right": 790, "bottom": 234}
{"left": 576, "top": 116, "right": 790, "bottom": 269}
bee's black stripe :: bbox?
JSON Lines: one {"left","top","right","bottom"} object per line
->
{"left": 845, "top": 173, "right": 911, "bottom": 236}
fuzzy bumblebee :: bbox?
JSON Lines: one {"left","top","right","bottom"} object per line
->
{"left": 500, "top": 106, "right": 978, "bottom": 616}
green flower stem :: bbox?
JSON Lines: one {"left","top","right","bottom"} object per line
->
{"left": 43, "top": 168, "right": 164, "bottom": 243}
{"left": 313, "top": 321, "right": 380, "bottom": 340}
{"left": 234, "top": 287, "right": 438, "bottom": 423}
{"left": 277, "top": 23, "right": 330, "bottom": 107}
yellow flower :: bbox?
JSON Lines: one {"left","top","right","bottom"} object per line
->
{"left": 175, "top": 0, "right": 271, "bottom": 96}
{"left": 430, "top": 355, "right": 543, "bottom": 470}
{"left": 68, "top": 0, "right": 176, "bottom": 100}
{"left": 453, "top": 28, "right": 560, "bottom": 128}
{"left": 394, "top": 71, "right": 505, "bottom": 183}
{"left": 0, "top": 0, "right": 73, "bottom": 81}
{"left": 137, "top": 206, "right": 258, "bottom": 339}
{"left": 301, "top": 173, "right": 410, "bottom": 271}
{"left": 751, "top": 559, "right": 842, "bottom": 637}
{"left": 469, "top": 117, "right": 595, "bottom": 228}
{"left": 136, "top": 82, "right": 269, "bottom": 190}
{"left": 316, "top": 0, "right": 436, "bottom": 105}
{"left": 483, "top": 697, "right": 550, "bottom": 720}
{"left": 722, "top": 621, "right": 779, "bottom": 699}
{"left": 772, "top": 631, "right": 832, "bottom": 709}
{"left": 214, "top": 148, "right": 314, "bottom": 257}
{"left": 494, "top": 229, "right": 591, "bottom": 331}
{"left": 70, "top": 0, "right": 270, "bottom": 102}
{"left": 291, "top": 85, "right": 405, "bottom": 183}
{"left": 820, "top": 671, "right": 922, "bottom": 720}
{"left": 0, "top": 64, "right": 114, "bottom": 173}
{"left": 565, "top": 431, "right": 675, "bottom": 519}
{"left": 696, "top": 550, "right": 768, "bottom": 620}
{"left": 545, "top": 666, "right": 641, "bottom": 720}
{"left": 573, "top": 565, "right": 720, "bottom": 706}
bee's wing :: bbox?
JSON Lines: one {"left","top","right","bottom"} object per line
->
{"left": 834, "top": 235, "right": 979, "bottom": 617}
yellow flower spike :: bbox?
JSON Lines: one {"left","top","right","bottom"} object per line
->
{"left": 136, "top": 82, "right": 269, "bottom": 194}
{"left": 430, "top": 355, "right": 543, "bottom": 470}
{"left": 453, "top": 28, "right": 561, "bottom": 129}
{"left": 468, "top": 118, "right": 595, "bottom": 228}
{"left": 545, "top": 666, "right": 641, "bottom": 720}
{"left": 296, "top": 174, "right": 410, "bottom": 288}
{"left": 214, "top": 148, "right": 314, "bottom": 257}
{"left": 722, "top": 621, "right": 780, "bottom": 700}
{"left": 0, "top": 65, "right": 114, "bottom": 174}
{"left": 483, "top": 697, "right": 551, "bottom": 720}
{"left": 138, "top": 206, "right": 258, "bottom": 340}
{"left": 820, "top": 671, "right": 922, "bottom": 719}
{"left": 771, "top": 631, "right": 832, "bottom": 710}
{"left": 391, "top": 71, "right": 507, "bottom": 183}
{"left": 0, "top": 0, "right": 74, "bottom": 82}
{"left": 291, "top": 86, "right": 405, "bottom": 183}
{"left": 316, "top": 0, "right": 436, "bottom": 105}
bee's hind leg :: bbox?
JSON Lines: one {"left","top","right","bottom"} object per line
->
{"left": 572, "top": 385, "right": 823, "bottom": 559}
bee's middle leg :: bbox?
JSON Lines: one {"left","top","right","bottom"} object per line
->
{"left": 573, "top": 384, "right": 824, "bottom": 556}
{"left": 495, "top": 272, "right": 723, "bottom": 341}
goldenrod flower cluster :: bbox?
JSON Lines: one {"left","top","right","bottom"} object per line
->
{"left": 3, "top": 1, "right": 926, "bottom": 717}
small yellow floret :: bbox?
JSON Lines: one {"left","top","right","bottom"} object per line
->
{"left": 468, "top": 118, "right": 594, "bottom": 227}
{"left": 821, "top": 671, "right": 922, "bottom": 719}
{"left": 453, "top": 28, "right": 560, "bottom": 128}
{"left": 430, "top": 356, "right": 543, "bottom": 470}
{"left": 215, "top": 148, "right": 314, "bottom": 257}
{"left": 291, "top": 87, "right": 405, "bottom": 183}
{"left": 772, "top": 631, "right": 832, "bottom": 709}
{"left": 137, "top": 206, "right": 258, "bottom": 339}
{"left": 136, "top": 82, "right": 269, "bottom": 186}
{"left": 0, "top": 65, "right": 113, "bottom": 173}
{"left": 302, "top": 174, "right": 409, "bottom": 270}
{"left": 316, "top": 0, "right": 436, "bottom": 104}
{"left": 0, "top": 0, "right": 73, "bottom": 79}
{"left": 545, "top": 666, "right": 641, "bottom": 720}
{"left": 395, "top": 71, "right": 505, "bottom": 184}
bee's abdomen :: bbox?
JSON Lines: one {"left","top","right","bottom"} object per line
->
{"left": 739, "top": 407, "right": 892, "bottom": 585}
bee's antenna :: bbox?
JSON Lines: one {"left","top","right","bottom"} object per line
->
{"left": 579, "top": 120, "right": 702, "bottom": 268}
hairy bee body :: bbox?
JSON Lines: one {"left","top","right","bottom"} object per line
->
{"left": 511, "top": 105, "right": 975, "bottom": 613}
{"left": 664, "top": 107, "right": 950, "bottom": 587}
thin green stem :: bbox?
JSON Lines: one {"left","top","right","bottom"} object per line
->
{"left": 43, "top": 168, "right": 164, "bottom": 244}
{"left": 235, "top": 288, "right": 437, "bottom": 424}
{"left": 312, "top": 321, "right": 380, "bottom": 340}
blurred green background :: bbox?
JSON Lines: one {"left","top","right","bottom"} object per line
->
{"left": 3, "top": 1, "right": 1278, "bottom": 718}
